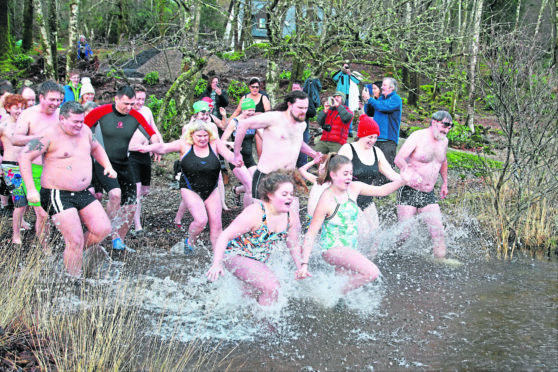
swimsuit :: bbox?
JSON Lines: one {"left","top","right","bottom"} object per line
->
{"left": 22, "top": 164, "right": 43, "bottom": 207}
{"left": 251, "top": 169, "right": 267, "bottom": 199}
{"left": 229, "top": 118, "right": 257, "bottom": 170}
{"left": 397, "top": 185, "right": 437, "bottom": 209}
{"left": 320, "top": 192, "right": 359, "bottom": 251}
{"left": 350, "top": 144, "right": 379, "bottom": 210}
{"left": 179, "top": 145, "right": 220, "bottom": 201}
{"left": 1, "top": 161, "right": 28, "bottom": 207}
{"left": 40, "top": 187, "right": 97, "bottom": 216}
{"left": 226, "top": 203, "right": 289, "bottom": 263}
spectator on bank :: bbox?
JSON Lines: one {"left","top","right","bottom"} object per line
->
{"left": 63, "top": 70, "right": 81, "bottom": 103}
{"left": 332, "top": 62, "right": 360, "bottom": 136}
{"left": 78, "top": 35, "right": 94, "bottom": 61}
{"left": 200, "top": 77, "right": 229, "bottom": 122}
{"left": 79, "top": 78, "right": 95, "bottom": 104}
{"left": 315, "top": 91, "right": 353, "bottom": 154}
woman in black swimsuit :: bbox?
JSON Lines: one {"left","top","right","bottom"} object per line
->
{"left": 338, "top": 114, "right": 402, "bottom": 231}
{"left": 138, "top": 120, "right": 244, "bottom": 252}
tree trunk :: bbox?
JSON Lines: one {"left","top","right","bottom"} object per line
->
{"left": 33, "top": 0, "right": 55, "bottom": 79}
{"left": 555, "top": 0, "right": 558, "bottom": 66}
{"left": 533, "top": 0, "right": 549, "bottom": 46}
{"left": 514, "top": 0, "right": 522, "bottom": 31}
{"left": 232, "top": 0, "right": 241, "bottom": 51}
{"left": 46, "top": 0, "right": 58, "bottom": 80}
{"left": 66, "top": 0, "right": 78, "bottom": 77}
{"left": 407, "top": 72, "right": 420, "bottom": 107}
{"left": 21, "top": 0, "right": 33, "bottom": 51}
{"left": 465, "top": 0, "right": 484, "bottom": 133}
{"left": 117, "top": 0, "right": 129, "bottom": 43}
{"left": 223, "top": 0, "right": 235, "bottom": 48}
{"left": 0, "top": 0, "right": 14, "bottom": 71}
{"left": 192, "top": 0, "right": 201, "bottom": 47}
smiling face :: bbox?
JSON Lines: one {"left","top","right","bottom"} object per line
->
{"left": 372, "top": 84, "right": 381, "bottom": 98}
{"left": 115, "top": 94, "right": 135, "bottom": 115}
{"left": 6, "top": 103, "right": 25, "bottom": 120}
{"left": 81, "top": 92, "right": 95, "bottom": 103}
{"left": 134, "top": 91, "right": 146, "bottom": 110}
{"left": 331, "top": 163, "right": 353, "bottom": 191}
{"left": 243, "top": 108, "right": 256, "bottom": 118}
{"left": 381, "top": 79, "right": 394, "bottom": 97}
{"left": 21, "top": 88, "right": 36, "bottom": 107}
{"left": 267, "top": 182, "right": 294, "bottom": 213}
{"left": 192, "top": 130, "right": 210, "bottom": 147}
{"left": 359, "top": 134, "right": 378, "bottom": 149}
{"left": 39, "top": 91, "right": 63, "bottom": 115}
{"left": 69, "top": 74, "right": 80, "bottom": 88}
{"left": 432, "top": 119, "right": 452, "bottom": 140}
{"left": 288, "top": 98, "right": 308, "bottom": 123}
{"left": 210, "top": 78, "right": 219, "bottom": 90}
{"left": 60, "top": 112, "right": 84, "bottom": 136}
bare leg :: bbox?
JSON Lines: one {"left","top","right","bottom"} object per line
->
{"left": 106, "top": 188, "right": 122, "bottom": 239}
{"left": 33, "top": 206, "right": 49, "bottom": 253}
{"left": 224, "top": 255, "right": 280, "bottom": 306}
{"left": 175, "top": 199, "right": 187, "bottom": 225}
{"left": 204, "top": 189, "right": 222, "bottom": 250}
{"left": 12, "top": 206, "right": 26, "bottom": 244}
{"left": 51, "top": 208, "right": 85, "bottom": 277}
{"left": 419, "top": 204, "right": 446, "bottom": 258}
{"left": 133, "top": 182, "right": 143, "bottom": 231}
{"left": 397, "top": 204, "right": 418, "bottom": 243}
{"left": 322, "top": 246, "right": 380, "bottom": 294}
{"left": 232, "top": 167, "right": 253, "bottom": 209}
{"left": 218, "top": 173, "right": 229, "bottom": 211}
{"left": 117, "top": 204, "right": 135, "bottom": 243}
{"left": 80, "top": 200, "right": 112, "bottom": 249}
{"left": 180, "top": 188, "right": 208, "bottom": 246}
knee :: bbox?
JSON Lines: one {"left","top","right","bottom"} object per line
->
{"left": 108, "top": 189, "right": 122, "bottom": 204}
{"left": 260, "top": 278, "right": 280, "bottom": 299}
{"left": 192, "top": 215, "right": 208, "bottom": 229}
{"left": 65, "top": 232, "right": 84, "bottom": 249}
{"left": 94, "top": 221, "right": 112, "bottom": 238}
{"left": 364, "top": 264, "right": 380, "bottom": 283}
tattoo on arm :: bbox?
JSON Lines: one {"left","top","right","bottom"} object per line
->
{"left": 26, "top": 138, "right": 45, "bottom": 153}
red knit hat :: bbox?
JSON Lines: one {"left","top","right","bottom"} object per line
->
{"left": 357, "top": 114, "right": 380, "bottom": 138}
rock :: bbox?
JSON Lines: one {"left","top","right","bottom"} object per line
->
{"left": 137, "top": 49, "right": 183, "bottom": 82}
{"left": 202, "top": 55, "right": 231, "bottom": 76}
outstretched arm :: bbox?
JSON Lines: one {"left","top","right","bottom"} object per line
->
{"left": 298, "top": 158, "right": 319, "bottom": 184}
{"left": 18, "top": 137, "right": 50, "bottom": 204}
{"left": 136, "top": 139, "right": 183, "bottom": 155}
{"left": 439, "top": 159, "right": 448, "bottom": 199}
{"left": 356, "top": 177, "right": 405, "bottom": 197}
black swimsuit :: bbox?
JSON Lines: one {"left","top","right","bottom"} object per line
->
{"left": 230, "top": 118, "right": 257, "bottom": 170}
{"left": 179, "top": 145, "right": 221, "bottom": 200}
{"left": 350, "top": 144, "right": 379, "bottom": 210}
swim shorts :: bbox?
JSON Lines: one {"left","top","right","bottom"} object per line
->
{"left": 251, "top": 168, "right": 268, "bottom": 199}
{"left": 40, "top": 187, "right": 97, "bottom": 216}
{"left": 22, "top": 163, "right": 43, "bottom": 207}
{"left": 397, "top": 185, "right": 437, "bottom": 209}
{"left": 128, "top": 151, "right": 152, "bottom": 186}
{"left": 2, "top": 161, "right": 28, "bottom": 207}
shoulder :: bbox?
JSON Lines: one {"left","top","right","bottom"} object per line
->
{"left": 338, "top": 143, "right": 353, "bottom": 158}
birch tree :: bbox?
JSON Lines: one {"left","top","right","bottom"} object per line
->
{"left": 21, "top": 0, "right": 33, "bottom": 52}
{"left": 33, "top": 0, "right": 55, "bottom": 79}
{"left": 66, "top": 0, "right": 79, "bottom": 76}
{"left": 465, "top": 0, "right": 484, "bottom": 132}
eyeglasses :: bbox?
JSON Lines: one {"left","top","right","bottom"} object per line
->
{"left": 250, "top": 85, "right": 259, "bottom": 89}
{"left": 440, "top": 121, "right": 454, "bottom": 128}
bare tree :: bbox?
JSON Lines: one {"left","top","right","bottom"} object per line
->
{"left": 33, "top": 0, "right": 56, "bottom": 79}
{"left": 66, "top": 0, "right": 79, "bottom": 76}
{"left": 465, "top": 0, "right": 484, "bottom": 133}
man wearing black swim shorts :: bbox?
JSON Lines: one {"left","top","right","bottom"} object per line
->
{"left": 394, "top": 110, "right": 453, "bottom": 259}
{"left": 85, "top": 86, "right": 159, "bottom": 252}
{"left": 19, "top": 101, "right": 116, "bottom": 277}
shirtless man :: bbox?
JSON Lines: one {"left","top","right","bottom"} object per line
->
{"left": 20, "top": 86, "right": 36, "bottom": 108}
{"left": 0, "top": 94, "right": 29, "bottom": 243}
{"left": 13, "top": 80, "right": 64, "bottom": 249}
{"left": 128, "top": 84, "right": 163, "bottom": 234}
{"left": 394, "top": 110, "right": 453, "bottom": 259}
{"left": 85, "top": 85, "right": 159, "bottom": 252}
{"left": 19, "top": 101, "right": 116, "bottom": 277}
{"left": 233, "top": 90, "right": 320, "bottom": 263}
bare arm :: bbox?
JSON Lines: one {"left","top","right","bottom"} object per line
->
{"left": 298, "top": 158, "right": 319, "bottom": 184}
{"left": 394, "top": 134, "right": 418, "bottom": 172}
{"left": 262, "top": 95, "right": 271, "bottom": 111}
{"left": 296, "top": 194, "right": 329, "bottom": 279}
{"left": 11, "top": 112, "right": 39, "bottom": 146}
{"left": 300, "top": 141, "right": 320, "bottom": 160}
{"left": 91, "top": 137, "right": 116, "bottom": 178}
{"left": 229, "top": 97, "right": 244, "bottom": 120}
{"left": 220, "top": 118, "right": 236, "bottom": 142}
{"left": 138, "top": 139, "right": 184, "bottom": 155}
{"left": 18, "top": 137, "right": 50, "bottom": 204}
{"left": 337, "top": 143, "right": 353, "bottom": 159}
{"left": 355, "top": 178, "right": 405, "bottom": 197}
{"left": 376, "top": 147, "right": 402, "bottom": 182}
{"left": 215, "top": 138, "right": 241, "bottom": 166}
{"left": 439, "top": 158, "right": 448, "bottom": 199}
{"left": 233, "top": 114, "right": 272, "bottom": 158}
{"left": 206, "top": 205, "right": 262, "bottom": 281}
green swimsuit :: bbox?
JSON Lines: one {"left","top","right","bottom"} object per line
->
{"left": 320, "top": 192, "right": 359, "bottom": 251}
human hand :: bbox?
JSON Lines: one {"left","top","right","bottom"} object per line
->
{"left": 312, "top": 151, "right": 323, "bottom": 162}
{"left": 27, "top": 189, "right": 40, "bottom": 204}
{"left": 440, "top": 183, "right": 448, "bottom": 199}
{"left": 295, "top": 264, "right": 310, "bottom": 280}
{"left": 215, "top": 87, "right": 222, "bottom": 95}
{"left": 153, "top": 153, "right": 162, "bottom": 162}
{"left": 134, "top": 144, "right": 150, "bottom": 153}
{"left": 362, "top": 88, "right": 370, "bottom": 101}
{"left": 206, "top": 263, "right": 225, "bottom": 282}
{"left": 104, "top": 167, "right": 117, "bottom": 179}
{"left": 219, "top": 107, "right": 226, "bottom": 117}
{"left": 232, "top": 154, "right": 244, "bottom": 168}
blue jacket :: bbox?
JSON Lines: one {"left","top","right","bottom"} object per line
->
{"left": 78, "top": 41, "right": 93, "bottom": 60}
{"left": 332, "top": 70, "right": 360, "bottom": 96}
{"left": 63, "top": 84, "right": 81, "bottom": 103}
{"left": 367, "top": 91, "right": 402, "bottom": 143}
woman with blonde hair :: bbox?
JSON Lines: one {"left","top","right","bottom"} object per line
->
{"left": 138, "top": 120, "right": 243, "bottom": 253}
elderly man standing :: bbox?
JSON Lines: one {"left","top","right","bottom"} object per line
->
{"left": 394, "top": 111, "right": 454, "bottom": 259}
{"left": 19, "top": 102, "right": 116, "bottom": 277}
{"left": 362, "top": 77, "right": 402, "bottom": 185}
{"left": 314, "top": 91, "right": 353, "bottom": 154}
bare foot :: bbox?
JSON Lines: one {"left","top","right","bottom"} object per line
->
{"left": 21, "top": 220, "right": 31, "bottom": 230}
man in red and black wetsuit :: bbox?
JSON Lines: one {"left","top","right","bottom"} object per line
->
{"left": 85, "top": 85, "right": 159, "bottom": 252}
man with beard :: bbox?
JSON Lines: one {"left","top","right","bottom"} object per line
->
{"left": 394, "top": 110, "right": 453, "bottom": 260}
{"left": 233, "top": 90, "right": 320, "bottom": 267}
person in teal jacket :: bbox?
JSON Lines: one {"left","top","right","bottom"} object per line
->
{"left": 332, "top": 62, "right": 360, "bottom": 136}
{"left": 63, "top": 70, "right": 81, "bottom": 103}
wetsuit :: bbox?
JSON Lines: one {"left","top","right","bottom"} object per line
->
{"left": 85, "top": 104, "right": 155, "bottom": 205}
{"left": 350, "top": 144, "right": 379, "bottom": 210}
{"left": 179, "top": 145, "right": 220, "bottom": 200}
{"left": 320, "top": 192, "right": 359, "bottom": 251}
{"left": 397, "top": 185, "right": 437, "bottom": 209}
{"left": 226, "top": 203, "right": 289, "bottom": 263}
{"left": 229, "top": 118, "right": 257, "bottom": 171}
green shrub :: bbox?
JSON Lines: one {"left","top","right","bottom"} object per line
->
{"left": 222, "top": 51, "right": 245, "bottom": 61}
{"left": 107, "top": 69, "right": 123, "bottom": 80}
{"left": 146, "top": 95, "right": 179, "bottom": 140}
{"left": 447, "top": 150, "right": 502, "bottom": 171}
{"left": 279, "top": 70, "right": 291, "bottom": 80}
{"left": 13, "top": 54, "right": 34, "bottom": 70}
{"left": 194, "top": 78, "right": 207, "bottom": 97}
{"left": 227, "top": 79, "right": 249, "bottom": 102}
{"left": 143, "top": 71, "right": 159, "bottom": 85}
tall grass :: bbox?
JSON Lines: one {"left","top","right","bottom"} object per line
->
{"left": 0, "top": 216, "right": 234, "bottom": 370}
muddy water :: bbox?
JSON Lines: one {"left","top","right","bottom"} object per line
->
{"left": 83, "top": 213, "right": 556, "bottom": 372}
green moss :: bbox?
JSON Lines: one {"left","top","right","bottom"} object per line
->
{"left": 447, "top": 150, "right": 502, "bottom": 171}
{"left": 222, "top": 51, "right": 245, "bottom": 61}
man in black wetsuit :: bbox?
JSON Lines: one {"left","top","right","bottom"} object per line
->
{"left": 85, "top": 86, "right": 160, "bottom": 252}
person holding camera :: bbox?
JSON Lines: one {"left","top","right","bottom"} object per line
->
{"left": 315, "top": 91, "right": 354, "bottom": 154}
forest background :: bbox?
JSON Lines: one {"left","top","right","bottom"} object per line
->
{"left": 0, "top": 0, "right": 556, "bottom": 256}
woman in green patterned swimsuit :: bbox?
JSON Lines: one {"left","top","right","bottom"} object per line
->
{"left": 206, "top": 171, "right": 305, "bottom": 306}
{"left": 297, "top": 154, "right": 407, "bottom": 294}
